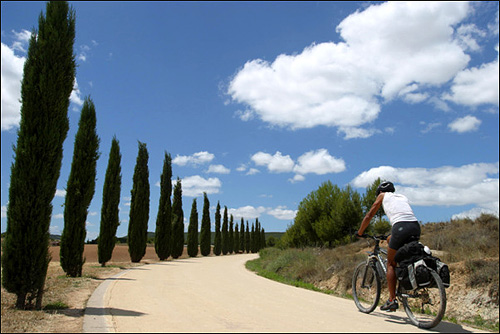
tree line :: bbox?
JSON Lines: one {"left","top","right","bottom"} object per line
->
{"left": 0, "top": 1, "right": 265, "bottom": 310}
{"left": 278, "top": 178, "right": 390, "bottom": 249}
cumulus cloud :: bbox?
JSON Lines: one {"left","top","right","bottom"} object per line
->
{"left": 1, "top": 43, "right": 25, "bottom": 131}
{"left": 206, "top": 164, "right": 230, "bottom": 174}
{"left": 228, "top": 205, "right": 297, "bottom": 221}
{"left": 251, "top": 149, "right": 345, "bottom": 181}
{"left": 227, "top": 2, "right": 497, "bottom": 138}
{"left": 351, "top": 162, "right": 499, "bottom": 217}
{"left": 251, "top": 151, "right": 295, "bottom": 173}
{"left": 179, "top": 175, "right": 221, "bottom": 197}
{"left": 173, "top": 151, "right": 215, "bottom": 166}
{"left": 443, "top": 57, "right": 499, "bottom": 106}
{"left": 448, "top": 115, "right": 481, "bottom": 133}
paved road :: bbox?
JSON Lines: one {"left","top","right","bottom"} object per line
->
{"left": 84, "top": 253, "right": 487, "bottom": 333}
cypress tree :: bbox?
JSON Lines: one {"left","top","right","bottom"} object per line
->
{"left": 128, "top": 141, "right": 150, "bottom": 263}
{"left": 239, "top": 218, "right": 245, "bottom": 253}
{"left": 245, "top": 221, "right": 250, "bottom": 253}
{"left": 98, "top": 136, "right": 122, "bottom": 267}
{"left": 228, "top": 214, "right": 234, "bottom": 254}
{"left": 1, "top": 1, "right": 76, "bottom": 310}
{"left": 234, "top": 223, "right": 240, "bottom": 254}
{"left": 187, "top": 198, "right": 199, "bottom": 257}
{"left": 261, "top": 227, "right": 266, "bottom": 249}
{"left": 171, "top": 178, "right": 184, "bottom": 259}
{"left": 251, "top": 223, "right": 256, "bottom": 253}
{"left": 222, "top": 206, "right": 229, "bottom": 255}
{"left": 199, "top": 192, "right": 211, "bottom": 256}
{"left": 154, "top": 152, "right": 172, "bottom": 260}
{"left": 60, "top": 97, "right": 100, "bottom": 277}
{"left": 213, "top": 202, "right": 221, "bottom": 256}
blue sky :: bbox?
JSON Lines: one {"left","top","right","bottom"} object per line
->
{"left": 1, "top": 1, "right": 499, "bottom": 241}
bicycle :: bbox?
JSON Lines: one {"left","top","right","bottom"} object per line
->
{"left": 352, "top": 234, "right": 447, "bottom": 329}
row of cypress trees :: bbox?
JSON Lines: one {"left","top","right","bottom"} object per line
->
{"left": 0, "top": 1, "right": 267, "bottom": 310}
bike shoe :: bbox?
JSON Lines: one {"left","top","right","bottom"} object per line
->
{"left": 380, "top": 298, "right": 398, "bottom": 312}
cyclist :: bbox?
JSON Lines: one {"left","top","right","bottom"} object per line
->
{"left": 356, "top": 181, "right": 420, "bottom": 312}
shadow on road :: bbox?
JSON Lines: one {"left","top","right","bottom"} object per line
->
{"left": 373, "top": 311, "right": 481, "bottom": 333}
{"left": 86, "top": 307, "right": 146, "bottom": 317}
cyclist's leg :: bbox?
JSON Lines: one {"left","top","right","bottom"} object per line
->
{"left": 387, "top": 247, "right": 397, "bottom": 300}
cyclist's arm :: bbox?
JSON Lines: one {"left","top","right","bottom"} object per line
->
{"left": 357, "top": 192, "right": 384, "bottom": 236}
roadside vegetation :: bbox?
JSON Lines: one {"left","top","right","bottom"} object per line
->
{"left": 246, "top": 213, "right": 499, "bottom": 332}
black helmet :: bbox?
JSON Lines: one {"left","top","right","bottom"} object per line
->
{"left": 376, "top": 181, "right": 395, "bottom": 196}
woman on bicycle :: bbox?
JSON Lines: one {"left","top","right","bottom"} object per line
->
{"left": 356, "top": 181, "right": 421, "bottom": 312}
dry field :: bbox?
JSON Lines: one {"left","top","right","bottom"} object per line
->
{"left": 1, "top": 244, "right": 192, "bottom": 333}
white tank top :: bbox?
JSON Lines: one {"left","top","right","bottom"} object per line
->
{"left": 382, "top": 193, "right": 417, "bottom": 225}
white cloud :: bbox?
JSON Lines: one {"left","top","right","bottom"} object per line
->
{"left": 251, "top": 149, "right": 345, "bottom": 181}
{"left": 227, "top": 2, "right": 499, "bottom": 138}
{"left": 180, "top": 175, "right": 222, "bottom": 197}
{"left": 251, "top": 151, "right": 295, "bottom": 173}
{"left": 228, "top": 205, "right": 297, "bottom": 221}
{"left": 1, "top": 43, "right": 25, "bottom": 131}
{"left": 267, "top": 206, "right": 298, "bottom": 220}
{"left": 173, "top": 151, "right": 215, "bottom": 166}
{"left": 448, "top": 115, "right": 481, "bottom": 133}
{"left": 55, "top": 189, "right": 67, "bottom": 197}
{"left": 206, "top": 164, "right": 230, "bottom": 174}
{"left": 1, "top": 205, "right": 7, "bottom": 218}
{"left": 443, "top": 57, "right": 499, "bottom": 106}
{"left": 293, "top": 149, "right": 346, "bottom": 175}
{"left": 351, "top": 162, "right": 499, "bottom": 212}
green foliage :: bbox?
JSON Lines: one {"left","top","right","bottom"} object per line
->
{"left": 128, "top": 142, "right": 150, "bottom": 263}
{"left": 171, "top": 178, "right": 184, "bottom": 259}
{"left": 187, "top": 199, "right": 199, "bottom": 257}
{"left": 199, "top": 193, "right": 211, "bottom": 256}
{"left": 245, "top": 221, "right": 251, "bottom": 253}
{"left": 233, "top": 223, "right": 240, "bottom": 253}
{"left": 154, "top": 152, "right": 172, "bottom": 260}
{"left": 1, "top": 1, "right": 76, "bottom": 310}
{"left": 228, "top": 215, "right": 234, "bottom": 254}
{"left": 372, "top": 218, "right": 391, "bottom": 235}
{"left": 222, "top": 206, "right": 229, "bottom": 255}
{"left": 239, "top": 219, "right": 245, "bottom": 253}
{"left": 285, "top": 181, "right": 363, "bottom": 248}
{"left": 61, "top": 97, "right": 100, "bottom": 277}
{"left": 213, "top": 202, "right": 222, "bottom": 256}
{"left": 98, "top": 137, "right": 122, "bottom": 267}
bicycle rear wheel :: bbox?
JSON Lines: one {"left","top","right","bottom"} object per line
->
{"left": 352, "top": 261, "right": 381, "bottom": 313}
{"left": 399, "top": 270, "right": 447, "bottom": 329}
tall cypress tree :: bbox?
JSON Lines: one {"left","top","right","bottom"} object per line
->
{"left": 154, "top": 152, "right": 172, "bottom": 261}
{"left": 128, "top": 141, "right": 150, "bottom": 263}
{"left": 239, "top": 218, "right": 245, "bottom": 253}
{"left": 60, "top": 97, "right": 100, "bottom": 277}
{"left": 171, "top": 178, "right": 184, "bottom": 259}
{"left": 245, "top": 221, "right": 250, "bottom": 253}
{"left": 261, "top": 227, "right": 266, "bottom": 249}
{"left": 187, "top": 198, "right": 199, "bottom": 257}
{"left": 228, "top": 215, "right": 234, "bottom": 255}
{"left": 1, "top": 1, "right": 76, "bottom": 310}
{"left": 98, "top": 136, "right": 122, "bottom": 267}
{"left": 222, "top": 206, "right": 229, "bottom": 255}
{"left": 199, "top": 192, "right": 211, "bottom": 256}
{"left": 213, "top": 202, "right": 221, "bottom": 256}
{"left": 234, "top": 223, "right": 240, "bottom": 254}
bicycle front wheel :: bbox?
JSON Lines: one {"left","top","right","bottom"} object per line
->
{"left": 400, "top": 269, "right": 447, "bottom": 329}
{"left": 352, "top": 261, "right": 381, "bottom": 313}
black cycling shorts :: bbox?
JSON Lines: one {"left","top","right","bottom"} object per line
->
{"left": 389, "top": 221, "right": 421, "bottom": 250}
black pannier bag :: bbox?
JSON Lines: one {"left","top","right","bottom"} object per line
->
{"left": 424, "top": 256, "right": 450, "bottom": 288}
{"left": 395, "top": 241, "right": 431, "bottom": 290}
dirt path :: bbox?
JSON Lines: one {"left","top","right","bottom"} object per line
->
{"left": 86, "top": 253, "right": 488, "bottom": 333}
